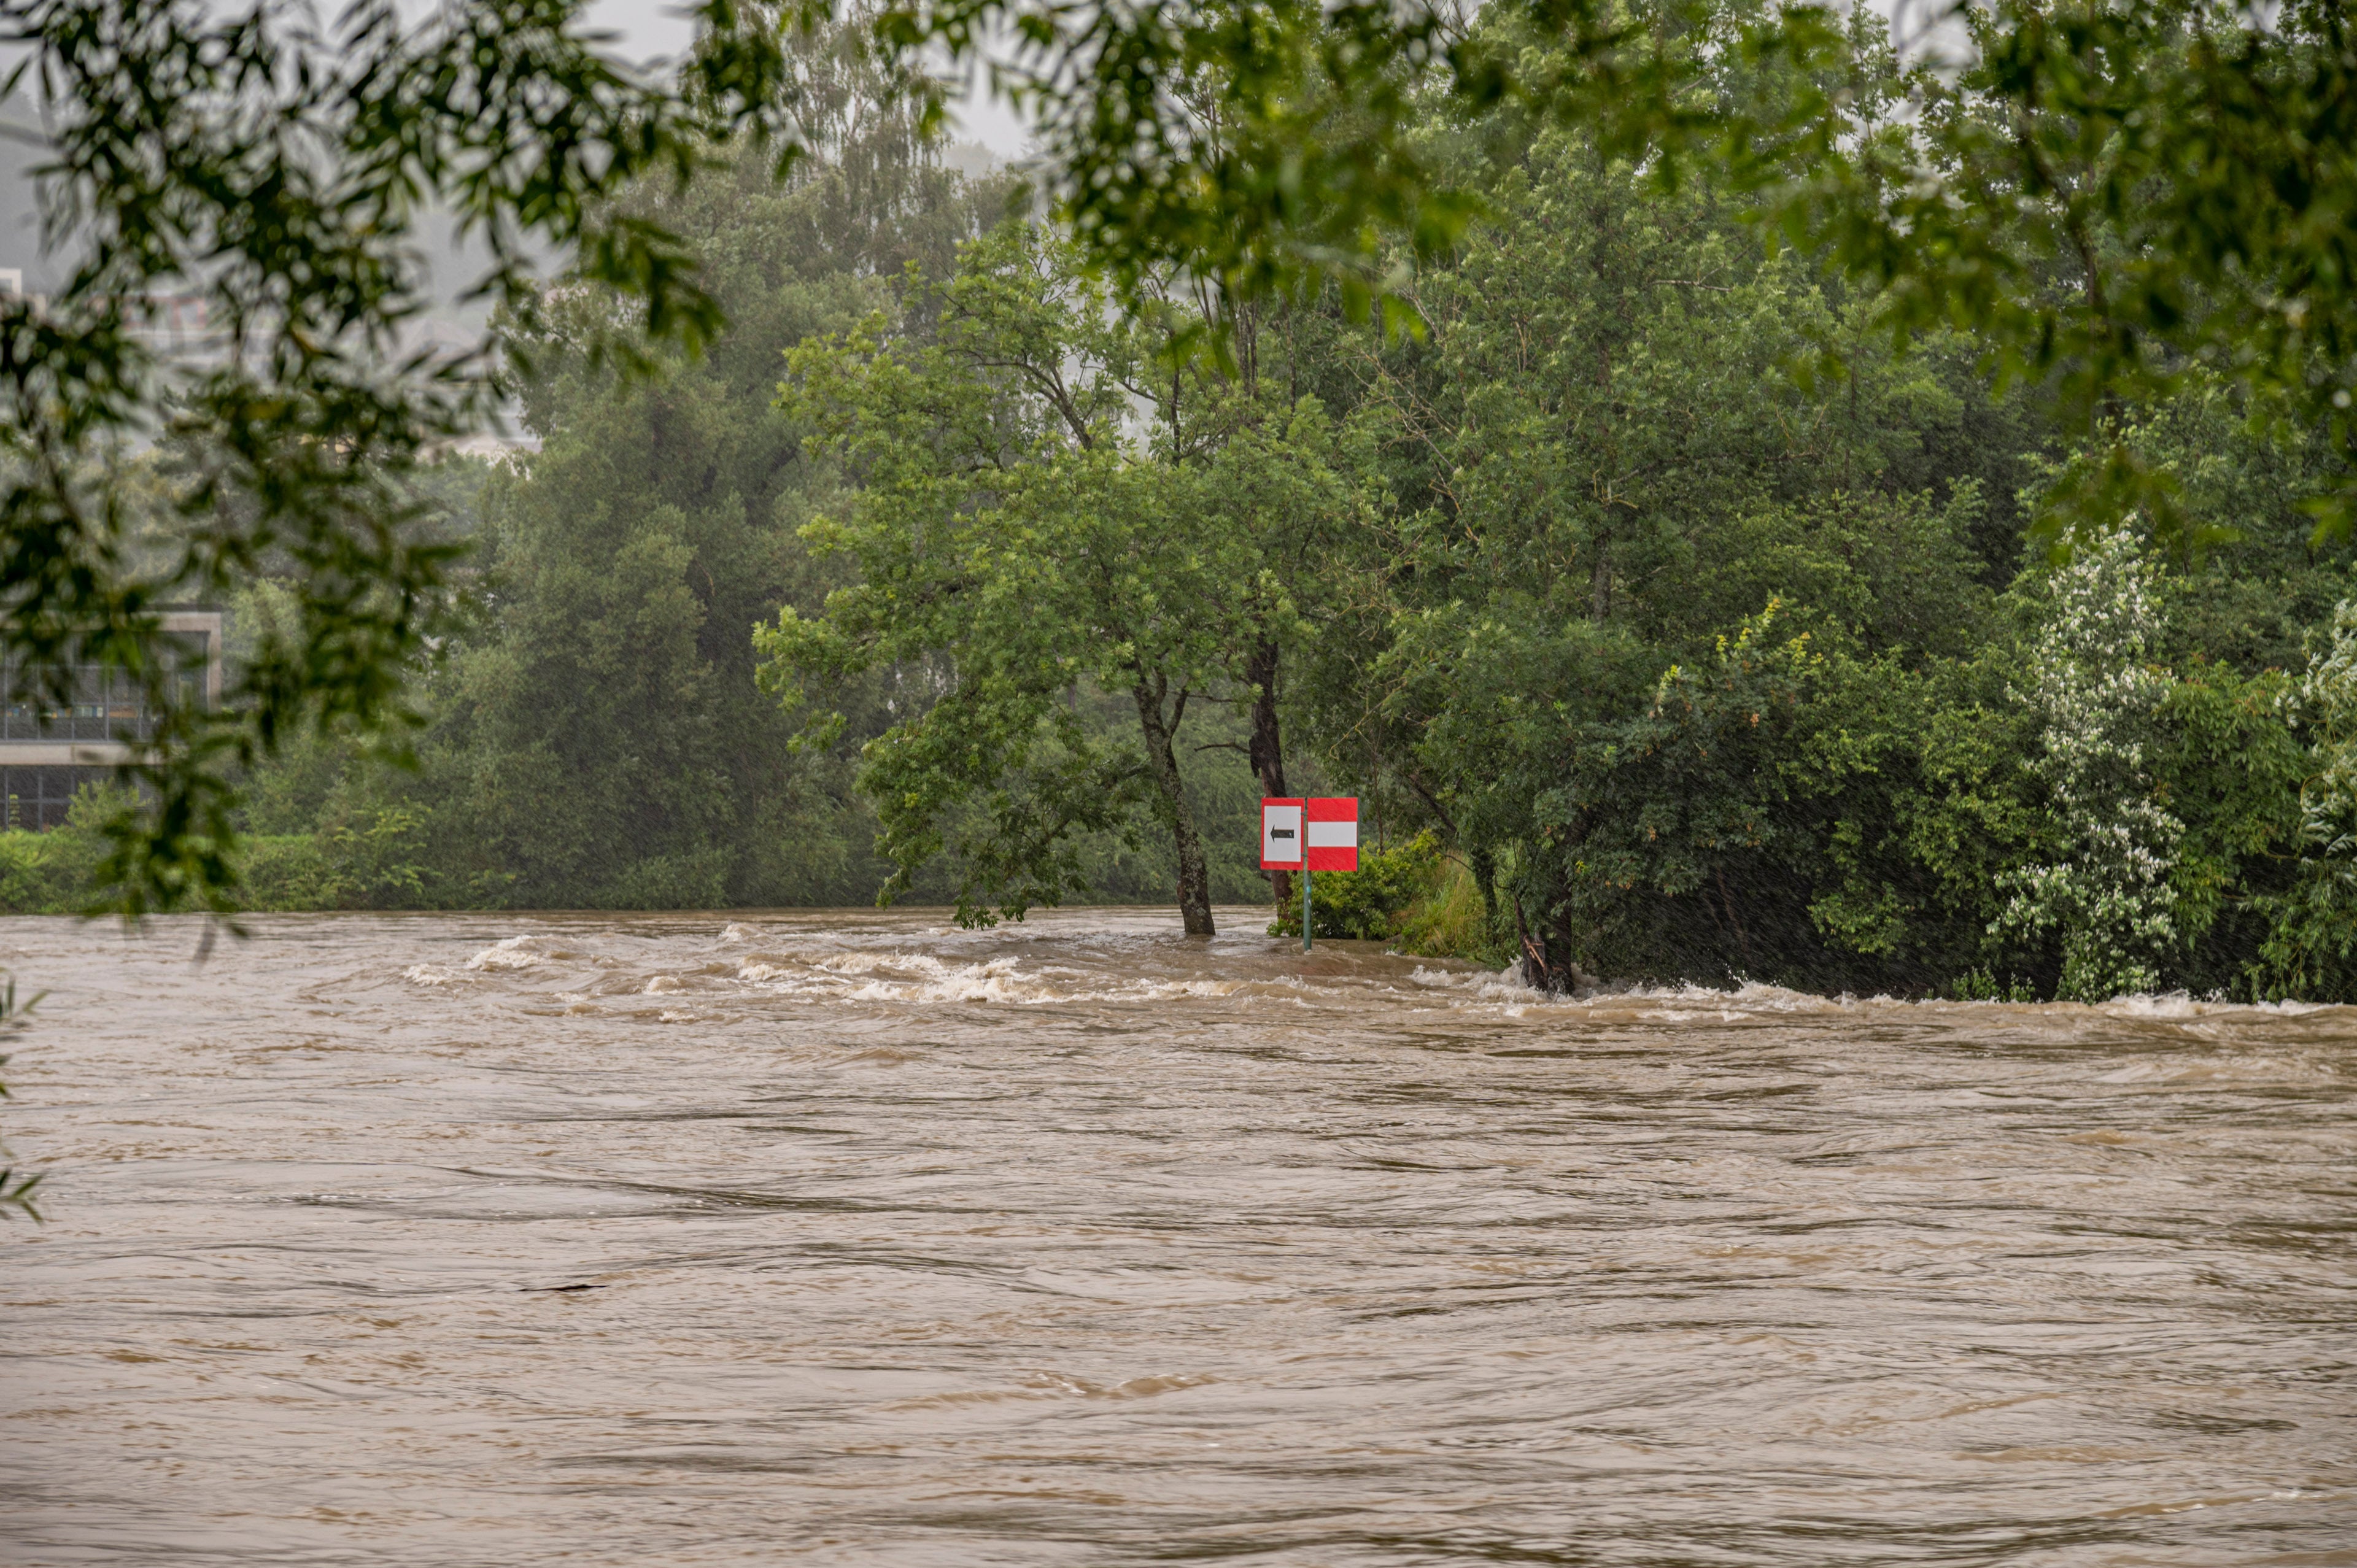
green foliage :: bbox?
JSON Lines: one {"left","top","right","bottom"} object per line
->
{"left": 198, "top": 41, "right": 1007, "bottom": 913}
{"left": 864, "top": 0, "right": 2357, "bottom": 546}
{"left": 1994, "top": 530, "right": 2183, "bottom": 1001}
{"left": 0, "top": 780, "right": 335, "bottom": 913}
{"left": 2162, "top": 660, "right": 2306, "bottom": 995}
{"left": 1390, "top": 856, "right": 1496, "bottom": 960}
{"left": 0, "top": 782, "right": 140, "bottom": 911}
{"left": 2253, "top": 602, "right": 2357, "bottom": 997}
{"left": 0, "top": 0, "right": 819, "bottom": 916}
{"left": 1271, "top": 831, "right": 1449, "bottom": 942}
{"left": 0, "top": 971, "right": 41, "bottom": 1222}
{"left": 1548, "top": 603, "right": 1847, "bottom": 984}
{"left": 872, "top": 0, "right": 1503, "bottom": 326}
{"left": 1774, "top": 0, "right": 2357, "bottom": 548}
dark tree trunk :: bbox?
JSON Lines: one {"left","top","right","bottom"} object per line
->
{"left": 1509, "top": 813, "right": 1594, "bottom": 992}
{"left": 1509, "top": 887, "right": 1565, "bottom": 992}
{"left": 1244, "top": 638, "right": 1291, "bottom": 905}
{"left": 1715, "top": 865, "right": 1753, "bottom": 975}
{"left": 1134, "top": 673, "right": 1215, "bottom": 936}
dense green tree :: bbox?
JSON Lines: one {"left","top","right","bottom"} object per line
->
{"left": 1276, "top": 85, "right": 2011, "bottom": 983}
{"left": 757, "top": 222, "right": 1357, "bottom": 930}
{"left": 1178, "top": 5, "right": 2344, "bottom": 998}
{"left": 0, "top": 0, "right": 827, "bottom": 912}
{"left": 281, "top": 37, "right": 1007, "bottom": 908}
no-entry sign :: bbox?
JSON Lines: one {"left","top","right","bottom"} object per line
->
{"left": 1261, "top": 797, "right": 1358, "bottom": 872}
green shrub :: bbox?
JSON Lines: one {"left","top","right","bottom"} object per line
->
{"left": 1390, "top": 856, "right": 1499, "bottom": 959}
{"left": 0, "top": 787, "right": 122, "bottom": 914}
{"left": 0, "top": 791, "right": 344, "bottom": 915}
{"left": 0, "top": 833, "right": 75, "bottom": 914}
{"left": 236, "top": 835, "right": 335, "bottom": 911}
{"left": 1271, "top": 831, "right": 1450, "bottom": 942}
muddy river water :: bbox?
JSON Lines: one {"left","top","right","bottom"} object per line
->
{"left": 0, "top": 908, "right": 2351, "bottom": 1566}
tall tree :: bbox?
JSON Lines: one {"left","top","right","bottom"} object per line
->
{"left": 372, "top": 29, "right": 1001, "bottom": 908}
{"left": 758, "top": 222, "right": 1355, "bottom": 930}
{"left": 0, "top": 0, "right": 817, "bottom": 912}
{"left": 1287, "top": 68, "right": 2011, "bottom": 987}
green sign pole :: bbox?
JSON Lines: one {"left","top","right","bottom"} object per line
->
{"left": 1302, "top": 867, "right": 1312, "bottom": 954}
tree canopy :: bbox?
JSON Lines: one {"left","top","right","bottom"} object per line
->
{"left": 2, "top": 0, "right": 2353, "bottom": 948}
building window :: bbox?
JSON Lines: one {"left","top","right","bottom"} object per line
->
{"left": 1, "top": 767, "right": 112, "bottom": 832}
{"left": 1, "top": 615, "right": 220, "bottom": 830}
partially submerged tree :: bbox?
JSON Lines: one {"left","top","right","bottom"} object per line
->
{"left": 1995, "top": 528, "right": 2183, "bottom": 1001}
{"left": 756, "top": 222, "right": 1353, "bottom": 931}
{"left": 0, "top": 974, "right": 37, "bottom": 1221}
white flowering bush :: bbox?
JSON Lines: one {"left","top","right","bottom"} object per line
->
{"left": 2253, "top": 599, "right": 2357, "bottom": 996}
{"left": 2294, "top": 600, "right": 2357, "bottom": 854}
{"left": 1995, "top": 527, "right": 2184, "bottom": 1000}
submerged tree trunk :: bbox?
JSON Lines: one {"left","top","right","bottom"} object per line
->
{"left": 1134, "top": 673, "right": 1216, "bottom": 936}
{"left": 1509, "top": 887, "right": 1565, "bottom": 992}
{"left": 1244, "top": 638, "right": 1291, "bottom": 905}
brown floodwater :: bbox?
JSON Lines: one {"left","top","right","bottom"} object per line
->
{"left": 0, "top": 908, "right": 2351, "bottom": 1566}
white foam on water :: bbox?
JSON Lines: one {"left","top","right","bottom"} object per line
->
{"left": 722, "top": 947, "right": 1268, "bottom": 1007}
{"left": 1409, "top": 968, "right": 2357, "bottom": 1023}
{"left": 450, "top": 932, "right": 2357, "bottom": 1020}
{"left": 467, "top": 934, "right": 559, "bottom": 971}
{"left": 816, "top": 951, "right": 926, "bottom": 976}
{"left": 2097, "top": 991, "right": 2332, "bottom": 1019}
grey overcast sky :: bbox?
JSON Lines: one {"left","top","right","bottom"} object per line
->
{"left": 0, "top": 1, "right": 1032, "bottom": 294}
{"left": 575, "top": 0, "right": 1960, "bottom": 154}
{"left": 0, "top": 2, "right": 1034, "bottom": 154}
{"left": 8, "top": 1, "right": 1960, "bottom": 162}
{"left": 582, "top": 0, "right": 1037, "bottom": 155}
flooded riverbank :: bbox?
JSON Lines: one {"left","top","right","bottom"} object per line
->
{"left": 1, "top": 909, "right": 2351, "bottom": 1565}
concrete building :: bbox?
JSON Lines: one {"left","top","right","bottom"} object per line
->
{"left": 1, "top": 611, "right": 223, "bottom": 830}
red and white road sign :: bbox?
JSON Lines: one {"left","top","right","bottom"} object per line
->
{"left": 1305, "top": 796, "right": 1359, "bottom": 871}
{"left": 1260, "top": 797, "right": 1304, "bottom": 869}
{"left": 1261, "top": 797, "right": 1358, "bottom": 871}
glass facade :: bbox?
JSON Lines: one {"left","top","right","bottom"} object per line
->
{"left": 0, "top": 620, "right": 219, "bottom": 831}
{"left": 0, "top": 660, "right": 191, "bottom": 743}
{"left": 0, "top": 765, "right": 114, "bottom": 832}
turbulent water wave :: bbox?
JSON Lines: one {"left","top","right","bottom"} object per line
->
{"left": 736, "top": 950, "right": 1268, "bottom": 1007}
{"left": 465, "top": 932, "right": 568, "bottom": 971}
{"left": 419, "top": 919, "right": 2357, "bottom": 1027}
{"left": 437, "top": 929, "right": 1478, "bottom": 1013}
